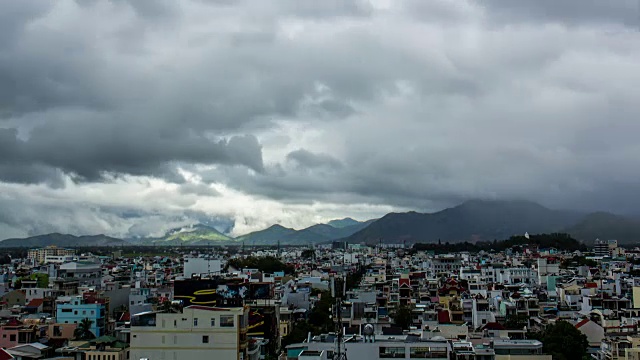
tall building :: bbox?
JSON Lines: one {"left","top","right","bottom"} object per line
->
{"left": 28, "top": 246, "right": 75, "bottom": 264}
{"left": 130, "top": 305, "right": 250, "bottom": 360}
{"left": 593, "top": 239, "right": 617, "bottom": 257}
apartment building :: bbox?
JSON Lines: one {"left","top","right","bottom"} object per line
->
{"left": 130, "top": 305, "right": 250, "bottom": 360}
{"left": 28, "top": 246, "right": 75, "bottom": 264}
{"left": 56, "top": 295, "right": 106, "bottom": 337}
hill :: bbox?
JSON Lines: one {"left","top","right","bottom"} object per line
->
{"left": 154, "top": 224, "right": 233, "bottom": 245}
{"left": 327, "top": 218, "right": 361, "bottom": 228}
{"left": 235, "top": 225, "right": 298, "bottom": 245}
{"left": 563, "top": 212, "right": 640, "bottom": 244}
{"left": 238, "top": 218, "right": 375, "bottom": 245}
{"left": 343, "top": 200, "right": 584, "bottom": 244}
{"left": 0, "top": 233, "right": 127, "bottom": 248}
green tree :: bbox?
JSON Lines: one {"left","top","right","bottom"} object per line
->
{"left": 301, "top": 249, "right": 315, "bottom": 260}
{"left": 393, "top": 305, "right": 413, "bottom": 330}
{"left": 74, "top": 318, "right": 96, "bottom": 340}
{"left": 31, "top": 273, "right": 49, "bottom": 288}
{"left": 528, "top": 320, "right": 588, "bottom": 360}
{"left": 503, "top": 314, "right": 529, "bottom": 330}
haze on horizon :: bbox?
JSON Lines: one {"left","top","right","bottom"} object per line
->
{"left": 1, "top": 0, "right": 639, "bottom": 240}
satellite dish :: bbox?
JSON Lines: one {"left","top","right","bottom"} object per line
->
{"left": 364, "top": 324, "right": 374, "bottom": 336}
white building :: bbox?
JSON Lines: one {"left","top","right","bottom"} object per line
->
{"left": 183, "top": 257, "right": 222, "bottom": 278}
{"left": 130, "top": 305, "right": 250, "bottom": 360}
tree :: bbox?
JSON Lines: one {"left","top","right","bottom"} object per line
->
{"left": 528, "top": 320, "right": 588, "bottom": 360}
{"left": 74, "top": 318, "right": 96, "bottom": 340}
{"left": 301, "top": 249, "right": 315, "bottom": 260}
{"left": 31, "top": 273, "right": 49, "bottom": 288}
{"left": 393, "top": 305, "right": 412, "bottom": 330}
{"left": 503, "top": 314, "right": 529, "bottom": 330}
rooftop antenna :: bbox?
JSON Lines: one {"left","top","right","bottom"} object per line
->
{"left": 334, "top": 275, "right": 347, "bottom": 360}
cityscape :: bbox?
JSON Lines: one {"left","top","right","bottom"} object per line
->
{"left": 2, "top": 0, "right": 640, "bottom": 360}
{"left": 0, "top": 235, "right": 638, "bottom": 360}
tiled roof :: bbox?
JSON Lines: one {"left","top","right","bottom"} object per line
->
{"left": 25, "top": 299, "right": 44, "bottom": 308}
{"left": 575, "top": 319, "right": 590, "bottom": 329}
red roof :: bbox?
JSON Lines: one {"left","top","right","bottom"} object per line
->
{"left": 585, "top": 282, "right": 598, "bottom": 289}
{"left": 399, "top": 278, "right": 410, "bottom": 288}
{"left": 119, "top": 312, "right": 131, "bottom": 322}
{"left": 26, "top": 299, "right": 44, "bottom": 308}
{"left": 575, "top": 319, "right": 590, "bottom": 329}
{"left": 0, "top": 348, "right": 14, "bottom": 360}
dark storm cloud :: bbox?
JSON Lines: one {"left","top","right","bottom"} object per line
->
{"left": 0, "top": 126, "right": 264, "bottom": 182}
{"left": 2, "top": 0, "right": 640, "bottom": 239}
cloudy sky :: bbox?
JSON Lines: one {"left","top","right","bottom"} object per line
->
{"left": 1, "top": 0, "right": 640, "bottom": 240}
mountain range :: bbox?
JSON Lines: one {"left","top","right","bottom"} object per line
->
{"left": 2, "top": 200, "right": 640, "bottom": 247}
{"left": 0, "top": 233, "right": 127, "bottom": 248}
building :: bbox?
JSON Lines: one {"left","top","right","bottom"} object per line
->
{"left": 58, "top": 261, "right": 103, "bottom": 288}
{"left": 594, "top": 239, "right": 618, "bottom": 257}
{"left": 286, "top": 336, "right": 451, "bottom": 360}
{"left": 494, "top": 339, "right": 550, "bottom": 360}
{"left": 28, "top": 246, "right": 75, "bottom": 264}
{"left": 56, "top": 296, "right": 106, "bottom": 337}
{"left": 130, "top": 305, "right": 250, "bottom": 360}
{"left": 183, "top": 257, "right": 222, "bottom": 278}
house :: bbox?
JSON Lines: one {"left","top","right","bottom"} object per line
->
{"left": 575, "top": 318, "right": 605, "bottom": 355}
{"left": 5, "top": 343, "right": 51, "bottom": 360}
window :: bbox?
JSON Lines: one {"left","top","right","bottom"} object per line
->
{"left": 220, "top": 315, "right": 234, "bottom": 327}
{"left": 162, "top": 335, "right": 165, "bottom": 344}
{"left": 74, "top": 311, "right": 78, "bottom": 315}
{"left": 202, "top": 335, "right": 209, "bottom": 343}
{"left": 174, "top": 320, "right": 177, "bottom": 327}
{"left": 83, "top": 311, "right": 86, "bottom": 315}
{"left": 9, "top": 334, "right": 16, "bottom": 342}
{"left": 61, "top": 308, "right": 72, "bottom": 313}
{"left": 193, "top": 318, "right": 198, "bottom": 327}
{"left": 380, "top": 347, "right": 405, "bottom": 358}
{"left": 210, "top": 318, "right": 216, "bottom": 327}
{"left": 410, "top": 347, "right": 430, "bottom": 358}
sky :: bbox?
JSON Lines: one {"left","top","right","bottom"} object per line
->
{"left": 1, "top": 0, "right": 640, "bottom": 240}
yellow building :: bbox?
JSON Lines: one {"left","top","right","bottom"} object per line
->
{"left": 28, "top": 246, "right": 75, "bottom": 264}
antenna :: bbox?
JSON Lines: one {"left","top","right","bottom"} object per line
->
{"left": 334, "top": 275, "right": 347, "bottom": 360}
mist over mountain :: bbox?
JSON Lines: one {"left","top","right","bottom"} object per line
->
{"left": 3, "top": 200, "right": 640, "bottom": 247}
